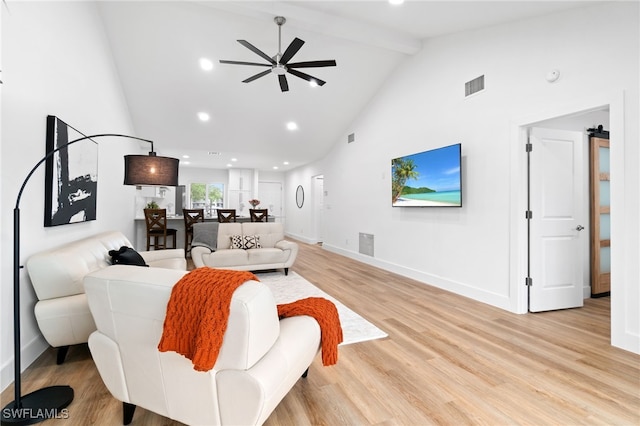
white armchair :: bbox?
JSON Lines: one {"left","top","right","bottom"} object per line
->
{"left": 84, "top": 265, "right": 321, "bottom": 425}
{"left": 26, "top": 230, "right": 186, "bottom": 363}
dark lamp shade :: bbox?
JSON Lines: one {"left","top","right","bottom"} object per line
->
{"left": 123, "top": 154, "right": 179, "bottom": 186}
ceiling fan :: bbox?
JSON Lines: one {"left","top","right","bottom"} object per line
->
{"left": 219, "top": 16, "right": 337, "bottom": 92}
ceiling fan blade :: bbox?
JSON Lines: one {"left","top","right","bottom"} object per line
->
{"left": 287, "top": 68, "right": 326, "bottom": 86}
{"left": 278, "top": 74, "right": 289, "bottom": 92}
{"left": 237, "top": 40, "right": 276, "bottom": 65}
{"left": 219, "top": 60, "right": 271, "bottom": 67}
{"left": 287, "top": 60, "right": 337, "bottom": 68}
{"left": 280, "top": 37, "right": 305, "bottom": 65}
{"left": 243, "top": 69, "right": 271, "bottom": 83}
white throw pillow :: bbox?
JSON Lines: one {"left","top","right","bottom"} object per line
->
{"left": 242, "top": 235, "right": 261, "bottom": 249}
{"left": 230, "top": 235, "right": 243, "bottom": 249}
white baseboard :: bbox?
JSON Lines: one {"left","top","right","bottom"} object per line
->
{"left": 285, "top": 232, "right": 318, "bottom": 245}
{"left": 1, "top": 336, "right": 48, "bottom": 393}
{"left": 321, "top": 243, "right": 514, "bottom": 313}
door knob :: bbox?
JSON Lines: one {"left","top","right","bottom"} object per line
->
{"left": 576, "top": 225, "right": 585, "bottom": 231}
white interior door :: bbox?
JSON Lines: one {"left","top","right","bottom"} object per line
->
{"left": 257, "top": 181, "right": 282, "bottom": 220}
{"left": 529, "top": 127, "right": 585, "bottom": 312}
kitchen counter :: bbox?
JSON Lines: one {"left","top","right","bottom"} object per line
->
{"left": 134, "top": 216, "right": 276, "bottom": 251}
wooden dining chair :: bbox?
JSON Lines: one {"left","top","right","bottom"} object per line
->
{"left": 217, "top": 209, "right": 237, "bottom": 223}
{"left": 249, "top": 208, "right": 268, "bottom": 222}
{"left": 182, "top": 208, "right": 204, "bottom": 257}
{"left": 143, "top": 208, "right": 177, "bottom": 250}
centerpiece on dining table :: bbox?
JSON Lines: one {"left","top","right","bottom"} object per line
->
{"left": 248, "top": 199, "right": 260, "bottom": 208}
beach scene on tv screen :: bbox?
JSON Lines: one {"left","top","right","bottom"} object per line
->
{"left": 392, "top": 144, "right": 462, "bottom": 207}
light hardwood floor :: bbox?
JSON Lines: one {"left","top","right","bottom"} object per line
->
{"left": 2, "top": 241, "right": 639, "bottom": 425}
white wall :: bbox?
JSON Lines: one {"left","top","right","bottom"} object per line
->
{"left": 0, "top": 0, "right": 4, "bottom": 394}
{"left": 1, "top": 2, "right": 141, "bottom": 390}
{"left": 285, "top": 2, "right": 639, "bottom": 353}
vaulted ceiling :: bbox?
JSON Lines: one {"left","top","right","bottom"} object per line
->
{"left": 97, "top": 1, "right": 597, "bottom": 171}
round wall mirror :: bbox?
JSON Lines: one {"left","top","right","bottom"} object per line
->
{"left": 295, "top": 185, "right": 304, "bottom": 208}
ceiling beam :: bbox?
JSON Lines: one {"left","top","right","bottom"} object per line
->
{"left": 195, "top": 1, "right": 422, "bottom": 55}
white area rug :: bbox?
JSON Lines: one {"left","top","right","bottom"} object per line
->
{"left": 258, "top": 271, "right": 388, "bottom": 346}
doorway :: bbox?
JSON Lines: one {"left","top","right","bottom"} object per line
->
{"left": 509, "top": 92, "right": 624, "bottom": 316}
{"left": 258, "top": 181, "right": 283, "bottom": 221}
{"left": 525, "top": 110, "right": 610, "bottom": 312}
{"left": 312, "top": 175, "right": 324, "bottom": 243}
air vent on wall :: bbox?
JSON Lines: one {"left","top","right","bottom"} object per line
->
{"left": 348, "top": 133, "right": 355, "bottom": 143}
{"left": 465, "top": 75, "right": 485, "bottom": 97}
{"left": 359, "top": 233, "right": 374, "bottom": 257}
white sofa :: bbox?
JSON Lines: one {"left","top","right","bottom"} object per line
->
{"left": 84, "top": 265, "right": 321, "bottom": 425}
{"left": 26, "top": 230, "right": 186, "bottom": 363}
{"left": 191, "top": 222, "right": 298, "bottom": 275}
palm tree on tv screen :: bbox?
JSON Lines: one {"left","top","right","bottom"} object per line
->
{"left": 392, "top": 158, "right": 419, "bottom": 204}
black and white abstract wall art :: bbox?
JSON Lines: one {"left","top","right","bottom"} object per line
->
{"left": 44, "top": 115, "right": 98, "bottom": 226}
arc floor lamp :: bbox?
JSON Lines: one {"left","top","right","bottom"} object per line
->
{"left": 1, "top": 118, "right": 179, "bottom": 425}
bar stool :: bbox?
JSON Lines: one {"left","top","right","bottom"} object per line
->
{"left": 249, "top": 209, "right": 268, "bottom": 222}
{"left": 183, "top": 208, "right": 204, "bottom": 257}
{"left": 217, "top": 209, "right": 237, "bottom": 223}
{"left": 143, "top": 208, "right": 177, "bottom": 250}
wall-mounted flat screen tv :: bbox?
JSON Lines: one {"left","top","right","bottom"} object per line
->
{"left": 392, "top": 143, "right": 462, "bottom": 207}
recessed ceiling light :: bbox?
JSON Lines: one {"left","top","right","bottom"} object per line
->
{"left": 182, "top": 161, "right": 191, "bottom": 165}
{"left": 273, "top": 166, "right": 279, "bottom": 170}
{"left": 226, "top": 163, "right": 233, "bottom": 167}
{"left": 309, "top": 80, "right": 318, "bottom": 88}
{"left": 182, "top": 155, "right": 190, "bottom": 159}
{"left": 286, "top": 122, "right": 298, "bottom": 131}
{"left": 199, "top": 58, "right": 214, "bottom": 71}
{"left": 198, "top": 112, "right": 210, "bottom": 122}
{"left": 283, "top": 161, "right": 289, "bottom": 165}
{"left": 389, "top": 0, "right": 404, "bottom": 5}
{"left": 231, "top": 158, "right": 238, "bottom": 162}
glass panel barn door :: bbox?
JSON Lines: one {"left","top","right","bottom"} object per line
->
{"left": 590, "top": 134, "right": 611, "bottom": 296}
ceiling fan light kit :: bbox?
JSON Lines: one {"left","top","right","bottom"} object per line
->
{"left": 220, "top": 16, "right": 337, "bottom": 92}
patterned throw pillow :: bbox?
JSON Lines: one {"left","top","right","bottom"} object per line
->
{"left": 242, "top": 235, "right": 261, "bottom": 249}
{"left": 230, "top": 235, "right": 243, "bottom": 249}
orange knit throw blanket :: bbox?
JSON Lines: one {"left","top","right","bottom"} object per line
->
{"left": 158, "top": 268, "right": 259, "bottom": 372}
{"left": 158, "top": 268, "right": 343, "bottom": 371}
{"left": 277, "top": 297, "right": 343, "bottom": 366}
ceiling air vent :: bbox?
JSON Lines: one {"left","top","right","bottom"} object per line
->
{"left": 347, "top": 133, "right": 355, "bottom": 143}
{"left": 465, "top": 75, "right": 485, "bottom": 97}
